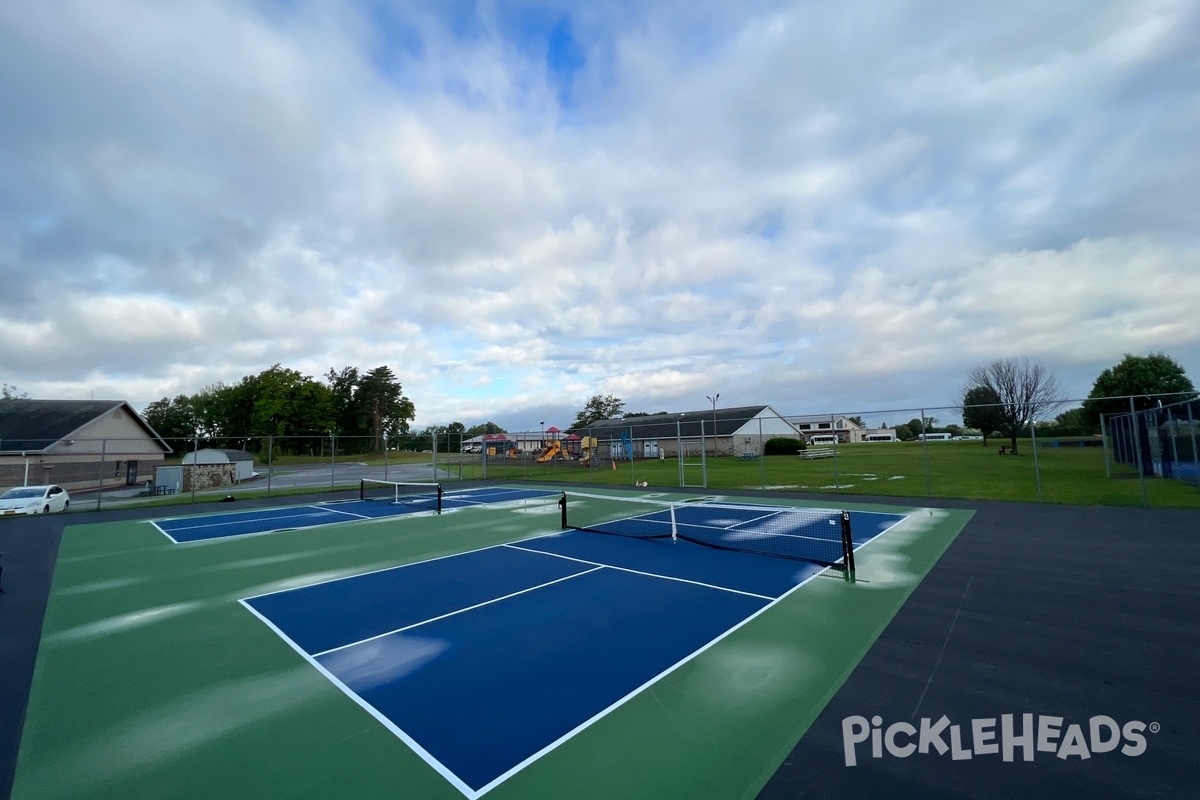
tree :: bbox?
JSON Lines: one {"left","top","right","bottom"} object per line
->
{"left": 465, "top": 422, "right": 506, "bottom": 436}
{"left": 2, "top": 384, "right": 29, "bottom": 400}
{"left": 572, "top": 394, "right": 624, "bottom": 428}
{"left": 325, "top": 365, "right": 415, "bottom": 452}
{"left": 1046, "top": 406, "right": 1092, "bottom": 437}
{"left": 894, "top": 424, "right": 914, "bottom": 441}
{"left": 358, "top": 366, "right": 415, "bottom": 451}
{"left": 848, "top": 416, "right": 866, "bottom": 428}
{"left": 142, "top": 395, "right": 203, "bottom": 442}
{"left": 1082, "top": 353, "right": 1197, "bottom": 426}
{"left": 965, "top": 357, "right": 1064, "bottom": 454}
{"left": 961, "top": 385, "right": 1005, "bottom": 446}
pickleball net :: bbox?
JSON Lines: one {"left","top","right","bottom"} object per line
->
{"left": 560, "top": 491, "right": 854, "bottom": 569}
{"left": 359, "top": 479, "right": 443, "bottom": 512}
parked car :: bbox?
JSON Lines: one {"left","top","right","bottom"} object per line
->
{"left": 0, "top": 485, "right": 71, "bottom": 515}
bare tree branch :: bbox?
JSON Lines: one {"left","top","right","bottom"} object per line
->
{"left": 965, "top": 357, "right": 1065, "bottom": 454}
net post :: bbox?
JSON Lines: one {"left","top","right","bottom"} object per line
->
{"left": 669, "top": 501, "right": 678, "bottom": 544}
{"left": 359, "top": 478, "right": 367, "bottom": 501}
{"left": 436, "top": 484, "right": 444, "bottom": 514}
{"left": 840, "top": 510, "right": 855, "bottom": 582}
{"left": 559, "top": 492, "right": 567, "bottom": 529}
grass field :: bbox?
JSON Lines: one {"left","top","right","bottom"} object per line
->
{"left": 457, "top": 441, "right": 1200, "bottom": 509}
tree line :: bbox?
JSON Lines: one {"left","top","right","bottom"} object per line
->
{"left": 142, "top": 364, "right": 415, "bottom": 455}
{"left": 959, "top": 353, "right": 1196, "bottom": 453}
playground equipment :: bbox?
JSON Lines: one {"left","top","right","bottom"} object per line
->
{"left": 579, "top": 436, "right": 597, "bottom": 465}
{"left": 536, "top": 440, "right": 565, "bottom": 462}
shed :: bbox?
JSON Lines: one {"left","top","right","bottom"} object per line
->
{"left": 181, "top": 449, "right": 256, "bottom": 482}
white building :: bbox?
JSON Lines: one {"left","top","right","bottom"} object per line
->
{"left": 573, "top": 405, "right": 803, "bottom": 458}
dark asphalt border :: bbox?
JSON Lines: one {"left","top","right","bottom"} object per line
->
{"left": 756, "top": 497, "right": 1200, "bottom": 800}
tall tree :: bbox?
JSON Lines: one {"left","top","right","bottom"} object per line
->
{"left": 357, "top": 366, "right": 416, "bottom": 452}
{"left": 965, "top": 357, "right": 1064, "bottom": 454}
{"left": 1082, "top": 352, "right": 1197, "bottom": 425}
{"left": 961, "top": 385, "right": 1005, "bottom": 446}
{"left": 572, "top": 394, "right": 625, "bottom": 428}
{"left": 324, "top": 365, "right": 415, "bottom": 452}
{"left": 326, "top": 366, "right": 361, "bottom": 440}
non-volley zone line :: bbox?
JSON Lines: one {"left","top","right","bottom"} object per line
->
{"left": 440, "top": 486, "right": 561, "bottom": 510}
{"left": 151, "top": 499, "right": 435, "bottom": 543}
{"left": 152, "top": 486, "right": 562, "bottom": 544}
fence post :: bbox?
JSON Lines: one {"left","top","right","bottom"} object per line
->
{"left": 830, "top": 414, "right": 841, "bottom": 493}
{"left": 190, "top": 435, "right": 198, "bottom": 502}
{"left": 1167, "top": 406, "right": 1180, "bottom": 480}
{"left": 629, "top": 425, "right": 635, "bottom": 487}
{"left": 95, "top": 438, "right": 107, "bottom": 511}
{"left": 920, "top": 410, "right": 932, "bottom": 497}
{"left": 1130, "top": 397, "right": 1148, "bottom": 508}
{"left": 1100, "top": 413, "right": 1110, "bottom": 478}
{"left": 1030, "top": 412, "right": 1043, "bottom": 503}
{"left": 759, "top": 417, "right": 766, "bottom": 490}
{"left": 267, "top": 436, "right": 274, "bottom": 497}
{"left": 1189, "top": 403, "right": 1200, "bottom": 489}
{"left": 676, "top": 419, "right": 684, "bottom": 488}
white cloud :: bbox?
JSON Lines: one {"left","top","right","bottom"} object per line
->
{"left": 1, "top": 0, "right": 1197, "bottom": 428}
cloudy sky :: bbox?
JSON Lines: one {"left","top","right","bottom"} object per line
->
{"left": 2, "top": 0, "right": 1198, "bottom": 430}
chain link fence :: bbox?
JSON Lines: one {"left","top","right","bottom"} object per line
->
{"left": 3, "top": 396, "right": 1198, "bottom": 510}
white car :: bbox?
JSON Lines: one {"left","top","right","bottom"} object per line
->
{"left": 0, "top": 485, "right": 71, "bottom": 515}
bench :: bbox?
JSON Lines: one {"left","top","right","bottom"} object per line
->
{"left": 737, "top": 453, "right": 760, "bottom": 461}
{"left": 138, "top": 485, "right": 177, "bottom": 497}
{"left": 800, "top": 447, "right": 836, "bottom": 459}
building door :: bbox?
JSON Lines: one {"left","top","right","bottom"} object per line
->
{"left": 126, "top": 460, "right": 139, "bottom": 485}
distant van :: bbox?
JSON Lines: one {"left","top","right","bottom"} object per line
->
{"left": 808, "top": 435, "right": 837, "bottom": 445}
{"left": 917, "top": 433, "right": 953, "bottom": 441}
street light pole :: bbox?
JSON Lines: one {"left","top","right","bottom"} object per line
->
{"left": 706, "top": 393, "right": 719, "bottom": 457}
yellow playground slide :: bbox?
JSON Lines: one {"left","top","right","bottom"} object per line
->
{"left": 536, "top": 440, "right": 563, "bottom": 462}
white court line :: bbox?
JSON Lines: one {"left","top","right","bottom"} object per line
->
{"left": 502, "top": 542, "right": 776, "bottom": 602}
{"left": 239, "top": 598, "right": 477, "bottom": 798}
{"left": 310, "top": 566, "right": 605, "bottom": 658}
{"left": 317, "top": 505, "right": 372, "bottom": 520}
{"left": 160, "top": 508, "right": 338, "bottom": 533}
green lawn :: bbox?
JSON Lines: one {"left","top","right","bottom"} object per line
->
{"left": 458, "top": 441, "right": 1200, "bottom": 508}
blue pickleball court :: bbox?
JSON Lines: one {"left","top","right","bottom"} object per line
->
{"left": 241, "top": 503, "right": 905, "bottom": 796}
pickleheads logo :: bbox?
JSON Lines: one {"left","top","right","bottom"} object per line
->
{"left": 842, "top": 714, "right": 1158, "bottom": 766}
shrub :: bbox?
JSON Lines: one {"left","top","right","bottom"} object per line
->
{"left": 763, "top": 436, "right": 805, "bottom": 455}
